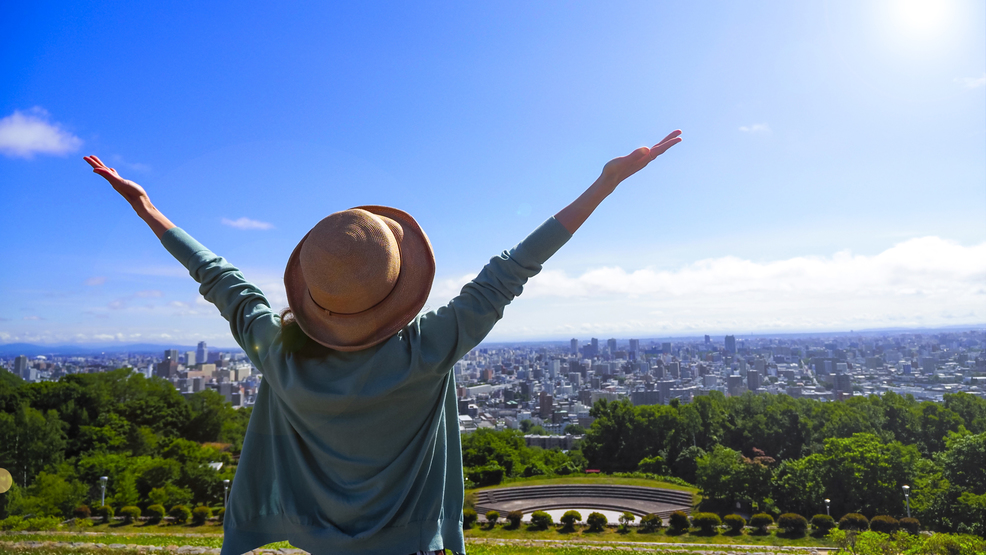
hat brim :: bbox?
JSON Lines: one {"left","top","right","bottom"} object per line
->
{"left": 284, "top": 206, "right": 435, "bottom": 352}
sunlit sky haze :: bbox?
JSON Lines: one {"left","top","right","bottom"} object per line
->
{"left": 1, "top": 1, "right": 984, "bottom": 347}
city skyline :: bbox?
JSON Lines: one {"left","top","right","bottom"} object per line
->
{"left": 2, "top": 2, "right": 984, "bottom": 345}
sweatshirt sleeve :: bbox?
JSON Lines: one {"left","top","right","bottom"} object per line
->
{"left": 411, "top": 217, "right": 571, "bottom": 372}
{"left": 160, "top": 228, "right": 280, "bottom": 368}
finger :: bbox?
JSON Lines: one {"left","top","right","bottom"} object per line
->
{"left": 651, "top": 137, "right": 682, "bottom": 157}
{"left": 90, "top": 155, "right": 108, "bottom": 168}
{"left": 658, "top": 129, "right": 682, "bottom": 144}
{"left": 84, "top": 156, "right": 100, "bottom": 169}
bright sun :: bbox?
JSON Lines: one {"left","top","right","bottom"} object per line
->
{"left": 890, "top": 0, "right": 953, "bottom": 40}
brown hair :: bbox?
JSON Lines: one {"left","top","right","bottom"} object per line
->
{"left": 279, "top": 308, "right": 311, "bottom": 354}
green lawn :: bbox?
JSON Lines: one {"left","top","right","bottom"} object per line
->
{"left": 464, "top": 524, "right": 835, "bottom": 548}
{"left": 471, "top": 475, "right": 698, "bottom": 495}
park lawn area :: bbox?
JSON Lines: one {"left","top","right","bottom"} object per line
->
{"left": 474, "top": 475, "right": 699, "bottom": 495}
{"left": 60, "top": 521, "right": 225, "bottom": 534}
{"left": 464, "top": 524, "right": 836, "bottom": 548}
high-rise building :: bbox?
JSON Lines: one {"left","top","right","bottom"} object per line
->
{"left": 662, "top": 342, "right": 671, "bottom": 354}
{"left": 629, "top": 339, "right": 640, "bottom": 353}
{"left": 570, "top": 338, "right": 579, "bottom": 355}
{"left": 727, "top": 374, "right": 745, "bottom": 396}
{"left": 539, "top": 391, "right": 554, "bottom": 419}
{"left": 725, "top": 335, "right": 736, "bottom": 354}
{"left": 185, "top": 351, "right": 197, "bottom": 365}
{"left": 747, "top": 369, "right": 761, "bottom": 391}
{"left": 14, "top": 355, "right": 28, "bottom": 377}
{"left": 165, "top": 349, "right": 179, "bottom": 363}
{"left": 704, "top": 335, "right": 711, "bottom": 345}
{"left": 590, "top": 338, "right": 599, "bottom": 358}
{"left": 196, "top": 342, "right": 208, "bottom": 366}
{"left": 607, "top": 338, "right": 617, "bottom": 353}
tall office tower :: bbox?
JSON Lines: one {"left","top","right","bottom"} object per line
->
{"left": 570, "top": 338, "right": 579, "bottom": 355}
{"left": 14, "top": 355, "right": 28, "bottom": 378}
{"left": 747, "top": 369, "right": 761, "bottom": 392}
{"left": 590, "top": 338, "right": 599, "bottom": 358}
{"left": 607, "top": 338, "right": 617, "bottom": 353}
{"left": 549, "top": 359, "right": 561, "bottom": 379}
{"left": 185, "top": 351, "right": 197, "bottom": 365}
{"left": 668, "top": 361, "right": 680, "bottom": 379}
{"left": 727, "top": 374, "right": 745, "bottom": 396}
{"left": 165, "top": 349, "right": 179, "bottom": 363}
{"left": 629, "top": 339, "right": 640, "bottom": 353}
{"left": 725, "top": 335, "right": 736, "bottom": 354}
{"left": 197, "top": 341, "right": 208, "bottom": 365}
{"left": 835, "top": 373, "right": 852, "bottom": 395}
{"left": 539, "top": 391, "right": 554, "bottom": 419}
{"left": 662, "top": 342, "right": 671, "bottom": 354}
{"left": 705, "top": 335, "right": 711, "bottom": 345}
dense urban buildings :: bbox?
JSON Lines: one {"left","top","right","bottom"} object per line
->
{"left": 2, "top": 329, "right": 983, "bottom": 441}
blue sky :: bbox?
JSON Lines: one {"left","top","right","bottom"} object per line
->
{"left": 1, "top": 1, "right": 984, "bottom": 347}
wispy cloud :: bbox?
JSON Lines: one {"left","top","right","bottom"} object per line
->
{"left": 432, "top": 236, "right": 986, "bottom": 339}
{"left": 22, "top": 315, "right": 44, "bottom": 321}
{"left": 109, "top": 154, "right": 151, "bottom": 172}
{"left": 739, "top": 123, "right": 771, "bottom": 133}
{"left": 0, "top": 107, "right": 83, "bottom": 158}
{"left": 85, "top": 276, "right": 106, "bottom": 286}
{"left": 954, "top": 73, "right": 986, "bottom": 89}
{"left": 222, "top": 217, "right": 275, "bottom": 230}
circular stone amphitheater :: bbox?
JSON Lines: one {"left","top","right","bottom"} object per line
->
{"left": 473, "top": 484, "right": 693, "bottom": 520}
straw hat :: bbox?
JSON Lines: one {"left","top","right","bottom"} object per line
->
{"left": 284, "top": 206, "right": 435, "bottom": 351}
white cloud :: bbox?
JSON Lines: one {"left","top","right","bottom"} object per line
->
{"left": 955, "top": 73, "right": 986, "bottom": 89}
{"left": 134, "top": 290, "right": 163, "bottom": 298}
{"left": 0, "top": 107, "right": 83, "bottom": 158}
{"left": 739, "top": 123, "right": 771, "bottom": 133}
{"left": 22, "top": 315, "right": 43, "bottom": 321}
{"left": 222, "top": 217, "right": 275, "bottom": 230}
{"left": 85, "top": 276, "right": 106, "bottom": 286}
{"left": 427, "top": 236, "right": 986, "bottom": 339}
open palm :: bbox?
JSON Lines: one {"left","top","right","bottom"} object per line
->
{"left": 84, "top": 155, "right": 147, "bottom": 205}
{"left": 599, "top": 129, "right": 682, "bottom": 192}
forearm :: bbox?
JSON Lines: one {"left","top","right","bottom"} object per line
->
{"left": 554, "top": 176, "right": 614, "bottom": 235}
{"left": 131, "top": 195, "right": 176, "bottom": 239}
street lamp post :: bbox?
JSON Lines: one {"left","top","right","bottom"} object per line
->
{"left": 99, "top": 476, "right": 108, "bottom": 507}
{"left": 223, "top": 479, "right": 230, "bottom": 508}
{"left": 902, "top": 485, "right": 911, "bottom": 518}
{"left": 825, "top": 498, "right": 830, "bottom": 517}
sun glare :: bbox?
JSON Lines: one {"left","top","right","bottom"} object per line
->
{"left": 890, "top": 0, "right": 952, "bottom": 40}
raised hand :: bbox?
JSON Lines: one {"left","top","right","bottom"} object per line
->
{"left": 84, "top": 155, "right": 148, "bottom": 206}
{"left": 598, "top": 130, "right": 682, "bottom": 194}
{"left": 85, "top": 155, "right": 176, "bottom": 238}
{"left": 554, "top": 130, "right": 683, "bottom": 234}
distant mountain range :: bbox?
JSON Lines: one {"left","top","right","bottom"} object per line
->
{"left": 0, "top": 343, "right": 239, "bottom": 357}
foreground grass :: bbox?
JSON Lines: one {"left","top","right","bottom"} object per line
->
{"left": 464, "top": 524, "right": 835, "bottom": 548}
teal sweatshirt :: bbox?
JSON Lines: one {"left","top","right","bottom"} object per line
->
{"left": 161, "top": 217, "right": 571, "bottom": 555}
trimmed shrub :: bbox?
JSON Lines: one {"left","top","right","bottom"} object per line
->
{"left": 869, "top": 515, "right": 899, "bottom": 534}
{"left": 24, "top": 517, "right": 61, "bottom": 531}
{"left": 146, "top": 504, "right": 166, "bottom": 523}
{"left": 839, "top": 512, "right": 869, "bottom": 531}
{"left": 724, "top": 514, "right": 746, "bottom": 534}
{"left": 465, "top": 464, "right": 504, "bottom": 487}
{"left": 750, "top": 513, "right": 774, "bottom": 534}
{"left": 119, "top": 506, "right": 141, "bottom": 524}
{"left": 560, "top": 510, "right": 581, "bottom": 529}
{"left": 691, "top": 512, "right": 722, "bottom": 535}
{"left": 72, "top": 517, "right": 93, "bottom": 529}
{"left": 640, "top": 513, "right": 662, "bottom": 532}
{"left": 811, "top": 514, "right": 836, "bottom": 534}
{"left": 0, "top": 516, "right": 28, "bottom": 532}
{"left": 192, "top": 505, "right": 213, "bottom": 525}
{"left": 95, "top": 505, "right": 115, "bottom": 522}
{"left": 530, "top": 510, "right": 553, "bottom": 530}
{"left": 900, "top": 517, "right": 920, "bottom": 534}
{"left": 169, "top": 505, "right": 191, "bottom": 524}
{"left": 668, "top": 510, "right": 690, "bottom": 532}
{"left": 73, "top": 505, "right": 91, "bottom": 519}
{"left": 778, "top": 513, "right": 808, "bottom": 536}
{"left": 462, "top": 508, "right": 477, "bottom": 529}
{"left": 506, "top": 510, "right": 523, "bottom": 529}
{"left": 485, "top": 510, "right": 499, "bottom": 527}
{"left": 586, "top": 512, "right": 607, "bottom": 532}
{"left": 618, "top": 512, "right": 635, "bottom": 533}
